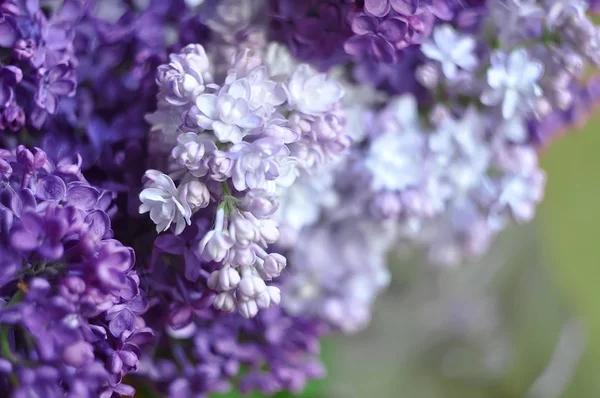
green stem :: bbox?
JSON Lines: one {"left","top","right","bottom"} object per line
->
{"left": 222, "top": 181, "right": 232, "bottom": 197}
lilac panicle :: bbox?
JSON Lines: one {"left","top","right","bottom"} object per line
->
{"left": 0, "top": 145, "right": 150, "bottom": 397}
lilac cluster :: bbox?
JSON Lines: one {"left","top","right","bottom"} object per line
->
{"left": 141, "top": 42, "right": 348, "bottom": 318}
{"left": 0, "top": 145, "right": 150, "bottom": 397}
{"left": 334, "top": 0, "right": 600, "bottom": 266}
{"left": 0, "top": 0, "right": 77, "bottom": 132}
{"left": 268, "top": 0, "right": 354, "bottom": 69}
{"left": 0, "top": 0, "right": 599, "bottom": 396}
{"left": 139, "top": 227, "right": 328, "bottom": 396}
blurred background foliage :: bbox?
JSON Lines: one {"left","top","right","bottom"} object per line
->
{"left": 195, "top": 113, "right": 600, "bottom": 398}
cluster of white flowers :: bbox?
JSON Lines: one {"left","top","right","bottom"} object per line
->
{"left": 139, "top": 43, "right": 348, "bottom": 317}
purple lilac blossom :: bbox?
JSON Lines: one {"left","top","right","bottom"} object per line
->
{"left": 0, "top": 0, "right": 77, "bottom": 133}
{"left": 0, "top": 145, "right": 150, "bottom": 397}
{"left": 0, "top": 0, "right": 599, "bottom": 396}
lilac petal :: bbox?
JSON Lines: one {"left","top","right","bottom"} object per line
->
{"left": 0, "top": 307, "right": 22, "bottom": 324}
{"left": 390, "top": 0, "right": 419, "bottom": 14}
{"left": 30, "top": 107, "right": 48, "bottom": 129}
{"left": 120, "top": 276, "right": 139, "bottom": 300}
{"left": 49, "top": 79, "right": 76, "bottom": 96}
{"left": 344, "top": 34, "right": 375, "bottom": 57}
{"left": 109, "top": 352, "right": 123, "bottom": 374}
{"left": 379, "top": 18, "right": 407, "bottom": 42}
{"left": 0, "top": 20, "right": 17, "bottom": 47}
{"left": 10, "top": 227, "right": 39, "bottom": 251}
{"left": 126, "top": 328, "right": 154, "bottom": 346}
{"left": 168, "top": 306, "right": 194, "bottom": 329}
{"left": 38, "top": 240, "right": 64, "bottom": 260}
{"left": 126, "top": 294, "right": 148, "bottom": 313}
{"left": 428, "top": 0, "right": 454, "bottom": 20}
{"left": 118, "top": 350, "right": 138, "bottom": 367}
{"left": 0, "top": 85, "right": 12, "bottom": 107}
{"left": 11, "top": 189, "right": 35, "bottom": 216}
{"left": 153, "top": 234, "right": 185, "bottom": 255}
{"left": 35, "top": 175, "right": 66, "bottom": 202}
{"left": 0, "top": 358, "right": 12, "bottom": 374}
{"left": 371, "top": 36, "right": 397, "bottom": 63}
{"left": 111, "top": 384, "right": 135, "bottom": 396}
{"left": 66, "top": 183, "right": 99, "bottom": 210}
{"left": 84, "top": 210, "right": 110, "bottom": 238}
{"left": 184, "top": 249, "right": 201, "bottom": 281}
{"left": 351, "top": 15, "right": 379, "bottom": 35}
{"left": 108, "top": 308, "right": 136, "bottom": 337}
{"left": 364, "top": 0, "right": 391, "bottom": 17}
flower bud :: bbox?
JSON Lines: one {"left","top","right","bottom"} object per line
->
{"left": 258, "top": 219, "right": 279, "bottom": 244}
{"left": 17, "top": 145, "right": 47, "bottom": 171}
{"left": 213, "top": 291, "right": 236, "bottom": 312}
{"left": 179, "top": 180, "right": 210, "bottom": 210}
{"left": 208, "top": 150, "right": 233, "bottom": 181}
{"left": 228, "top": 245, "right": 257, "bottom": 267}
{"left": 256, "top": 286, "right": 281, "bottom": 310}
{"left": 199, "top": 229, "right": 234, "bottom": 262}
{"left": 62, "top": 341, "right": 95, "bottom": 368}
{"left": 261, "top": 253, "right": 286, "bottom": 280}
{"left": 207, "top": 266, "right": 241, "bottom": 292}
{"left": 238, "top": 298, "right": 259, "bottom": 319}
{"left": 240, "top": 189, "right": 279, "bottom": 218}
{"left": 238, "top": 271, "right": 267, "bottom": 299}
{"left": 229, "top": 210, "right": 258, "bottom": 246}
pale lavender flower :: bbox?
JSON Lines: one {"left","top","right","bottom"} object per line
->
{"left": 481, "top": 49, "right": 544, "bottom": 119}
{"left": 139, "top": 171, "right": 192, "bottom": 235}
{"left": 421, "top": 25, "right": 478, "bottom": 79}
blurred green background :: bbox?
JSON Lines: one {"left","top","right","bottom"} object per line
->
{"left": 211, "top": 114, "right": 600, "bottom": 398}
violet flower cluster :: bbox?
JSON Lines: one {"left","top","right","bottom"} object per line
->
{"left": 0, "top": 0, "right": 77, "bottom": 132}
{"left": 0, "top": 0, "right": 599, "bottom": 397}
{"left": 0, "top": 145, "right": 149, "bottom": 397}
{"left": 342, "top": 0, "right": 600, "bottom": 266}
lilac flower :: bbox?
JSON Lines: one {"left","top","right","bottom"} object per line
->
{"left": 193, "top": 87, "right": 263, "bottom": 143}
{"left": 421, "top": 25, "right": 478, "bottom": 79}
{"left": 0, "top": 145, "right": 149, "bottom": 397}
{"left": 35, "top": 63, "right": 77, "bottom": 115}
{"left": 139, "top": 170, "right": 192, "bottom": 235}
{"left": 268, "top": 0, "right": 352, "bottom": 68}
{"left": 9, "top": 210, "right": 68, "bottom": 260}
{"left": 229, "top": 140, "right": 285, "bottom": 191}
{"left": 285, "top": 64, "right": 344, "bottom": 116}
{"left": 481, "top": 49, "right": 544, "bottom": 119}
{"left": 171, "top": 132, "right": 217, "bottom": 177}
{"left": 345, "top": 13, "right": 409, "bottom": 64}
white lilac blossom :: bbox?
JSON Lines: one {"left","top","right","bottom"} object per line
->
{"left": 142, "top": 43, "right": 348, "bottom": 317}
{"left": 421, "top": 25, "right": 478, "bottom": 79}
{"left": 285, "top": 64, "right": 344, "bottom": 116}
{"left": 139, "top": 170, "right": 192, "bottom": 235}
{"left": 481, "top": 49, "right": 544, "bottom": 119}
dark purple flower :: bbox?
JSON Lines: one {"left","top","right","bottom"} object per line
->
{"left": 0, "top": 103, "right": 26, "bottom": 131}
{"left": 16, "top": 145, "right": 47, "bottom": 170}
{"left": 0, "top": 0, "right": 19, "bottom": 47}
{"left": 0, "top": 144, "right": 149, "bottom": 397}
{"left": 269, "top": 0, "right": 352, "bottom": 68}
{"left": 0, "top": 65, "right": 22, "bottom": 107}
{"left": 345, "top": 13, "right": 408, "bottom": 63}
{"left": 35, "top": 63, "right": 77, "bottom": 114}
{"left": 10, "top": 210, "right": 67, "bottom": 259}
